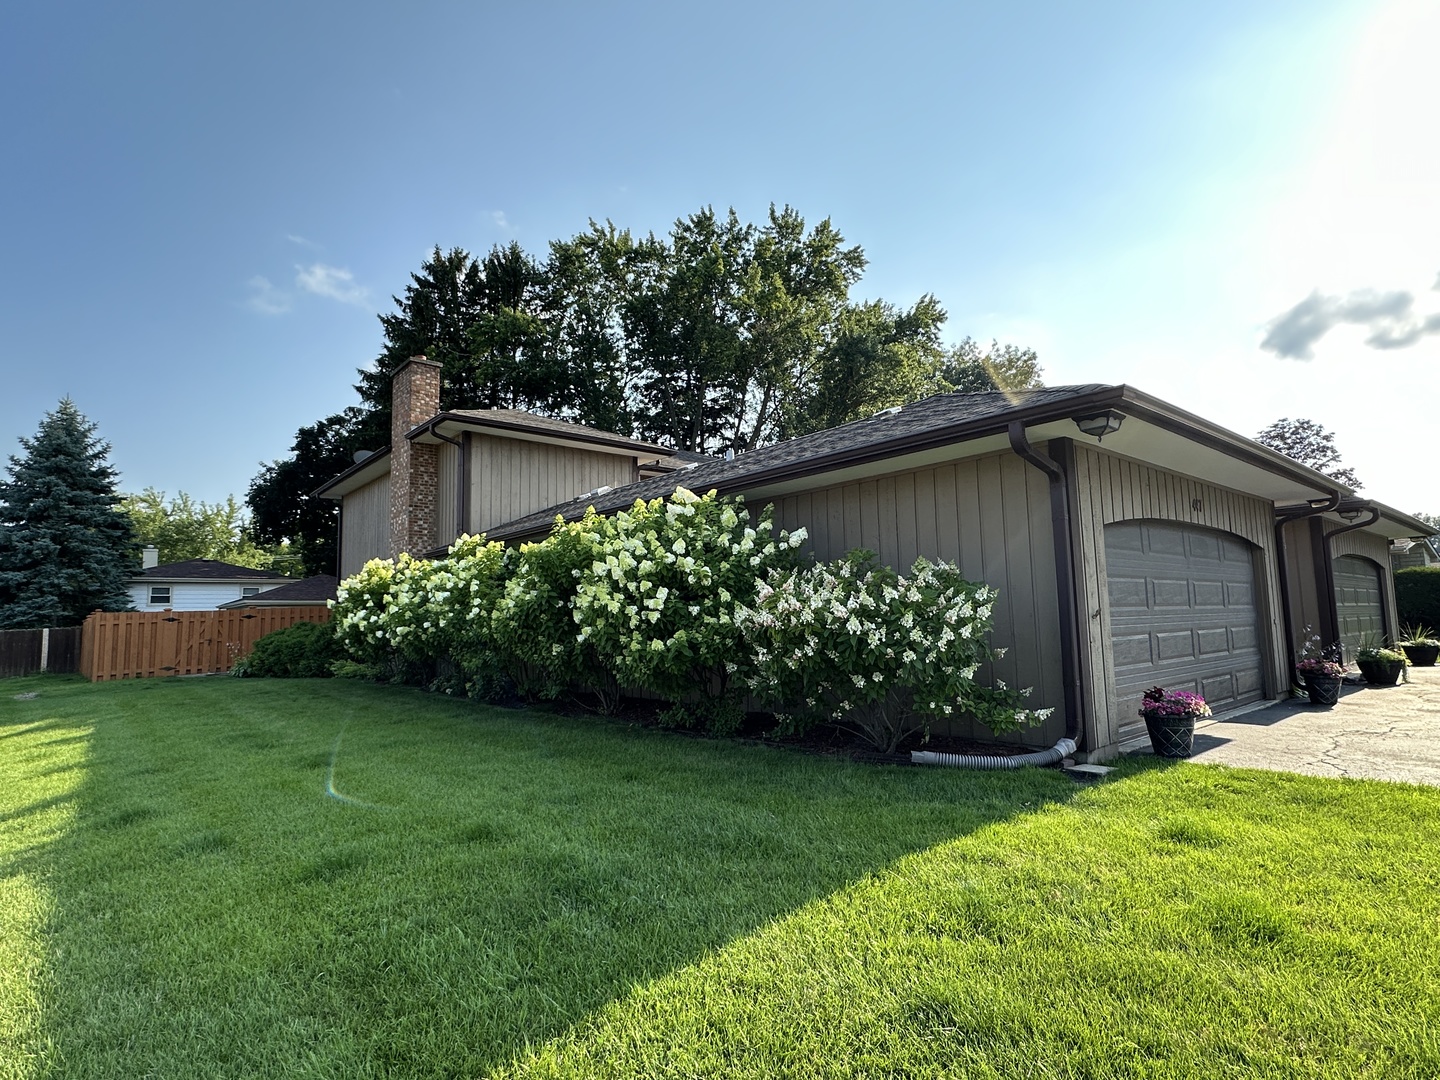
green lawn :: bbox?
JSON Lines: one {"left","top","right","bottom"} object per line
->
{"left": 2, "top": 677, "right": 1438, "bottom": 1079}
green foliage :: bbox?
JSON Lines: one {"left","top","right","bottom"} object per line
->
{"left": 0, "top": 399, "right": 135, "bottom": 628}
{"left": 570, "top": 488, "right": 805, "bottom": 726}
{"left": 243, "top": 620, "right": 342, "bottom": 678}
{"left": 331, "top": 535, "right": 511, "bottom": 692}
{"left": 939, "top": 337, "right": 1045, "bottom": 394}
{"left": 1396, "top": 567, "right": 1440, "bottom": 630}
{"left": 246, "top": 405, "right": 385, "bottom": 578}
{"left": 1255, "top": 417, "right": 1361, "bottom": 489}
{"left": 120, "top": 487, "right": 292, "bottom": 571}
{"left": 737, "top": 555, "right": 1050, "bottom": 752}
{"left": 491, "top": 511, "right": 616, "bottom": 707}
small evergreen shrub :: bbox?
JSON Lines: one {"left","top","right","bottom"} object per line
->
{"left": 1396, "top": 567, "right": 1440, "bottom": 630}
{"left": 244, "top": 620, "right": 343, "bottom": 678}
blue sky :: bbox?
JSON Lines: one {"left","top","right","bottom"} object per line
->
{"left": 3, "top": 0, "right": 1436, "bottom": 515}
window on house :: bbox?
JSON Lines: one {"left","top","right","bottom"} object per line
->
{"left": 148, "top": 586, "right": 172, "bottom": 606}
{"left": 241, "top": 587, "right": 261, "bottom": 598}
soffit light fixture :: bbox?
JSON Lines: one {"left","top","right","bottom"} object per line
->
{"left": 1074, "top": 410, "right": 1125, "bottom": 440}
{"left": 1339, "top": 508, "right": 1364, "bottom": 522}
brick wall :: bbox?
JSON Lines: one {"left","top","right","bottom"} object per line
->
{"left": 389, "top": 356, "right": 442, "bottom": 558}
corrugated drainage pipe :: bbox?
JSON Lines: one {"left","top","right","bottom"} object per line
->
{"left": 911, "top": 738, "right": 1077, "bottom": 770}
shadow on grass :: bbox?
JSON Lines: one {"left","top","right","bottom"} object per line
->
{"left": 6, "top": 677, "right": 1097, "bottom": 1079}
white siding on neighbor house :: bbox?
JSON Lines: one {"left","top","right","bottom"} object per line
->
{"left": 129, "top": 582, "right": 284, "bottom": 612}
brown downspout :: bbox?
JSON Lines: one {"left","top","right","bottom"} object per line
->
{"left": 1007, "top": 422, "right": 1084, "bottom": 748}
{"left": 1273, "top": 492, "right": 1343, "bottom": 674}
{"left": 1321, "top": 506, "right": 1382, "bottom": 656}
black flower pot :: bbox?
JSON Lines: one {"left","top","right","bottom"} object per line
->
{"left": 1301, "top": 672, "right": 1342, "bottom": 707}
{"left": 1143, "top": 711, "right": 1196, "bottom": 758}
{"left": 1356, "top": 658, "right": 1405, "bottom": 687}
{"left": 1401, "top": 643, "right": 1439, "bottom": 667}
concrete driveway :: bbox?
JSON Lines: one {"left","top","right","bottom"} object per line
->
{"left": 1163, "top": 666, "right": 1440, "bottom": 786}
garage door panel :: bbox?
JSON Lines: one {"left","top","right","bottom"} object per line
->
{"left": 1188, "top": 532, "right": 1221, "bottom": 561}
{"left": 1106, "top": 521, "right": 1266, "bottom": 745}
{"left": 1196, "top": 628, "right": 1230, "bottom": 654}
{"left": 1111, "top": 633, "right": 1154, "bottom": 666}
{"left": 1155, "top": 631, "right": 1196, "bottom": 661}
{"left": 1192, "top": 580, "right": 1226, "bottom": 607}
{"left": 1108, "top": 576, "right": 1150, "bottom": 610}
{"left": 1332, "top": 556, "right": 1385, "bottom": 662}
{"left": 1148, "top": 528, "right": 1188, "bottom": 557}
{"left": 1153, "top": 579, "right": 1191, "bottom": 608}
{"left": 1201, "top": 673, "right": 1237, "bottom": 704}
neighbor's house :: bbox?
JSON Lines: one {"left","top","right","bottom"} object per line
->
{"left": 128, "top": 547, "right": 297, "bottom": 611}
{"left": 1391, "top": 536, "right": 1438, "bottom": 572}
{"left": 217, "top": 575, "right": 338, "bottom": 610}
{"left": 317, "top": 357, "right": 1436, "bottom": 761}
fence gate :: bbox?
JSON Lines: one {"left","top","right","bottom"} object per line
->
{"left": 80, "top": 607, "right": 331, "bottom": 681}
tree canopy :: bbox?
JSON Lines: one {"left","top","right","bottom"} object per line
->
{"left": 0, "top": 399, "right": 135, "bottom": 627}
{"left": 1255, "top": 418, "right": 1362, "bottom": 489}
{"left": 249, "top": 204, "right": 1044, "bottom": 567}
{"left": 120, "top": 488, "right": 294, "bottom": 571}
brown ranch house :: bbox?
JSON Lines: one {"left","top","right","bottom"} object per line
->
{"left": 317, "top": 357, "right": 1435, "bottom": 763}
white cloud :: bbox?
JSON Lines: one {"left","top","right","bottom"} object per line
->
{"left": 244, "top": 275, "right": 291, "bottom": 315}
{"left": 491, "top": 210, "right": 512, "bottom": 231}
{"left": 294, "top": 263, "right": 369, "bottom": 306}
{"left": 286, "top": 234, "right": 319, "bottom": 249}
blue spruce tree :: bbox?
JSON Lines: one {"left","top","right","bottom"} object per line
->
{"left": 0, "top": 399, "right": 136, "bottom": 627}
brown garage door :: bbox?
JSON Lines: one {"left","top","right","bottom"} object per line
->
{"left": 1106, "top": 521, "right": 1265, "bottom": 745}
{"left": 1333, "top": 555, "right": 1385, "bottom": 662}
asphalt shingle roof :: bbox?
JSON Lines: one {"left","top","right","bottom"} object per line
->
{"left": 443, "top": 410, "right": 668, "bottom": 452}
{"left": 222, "top": 575, "right": 337, "bottom": 604}
{"left": 132, "top": 560, "right": 295, "bottom": 581}
{"left": 486, "top": 385, "right": 1112, "bottom": 539}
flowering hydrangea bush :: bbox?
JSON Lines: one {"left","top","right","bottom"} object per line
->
{"left": 491, "top": 511, "right": 617, "bottom": 708}
{"left": 331, "top": 535, "right": 510, "bottom": 688}
{"left": 735, "top": 554, "right": 1052, "bottom": 752}
{"left": 571, "top": 487, "right": 806, "bottom": 730}
{"left": 1138, "top": 686, "right": 1212, "bottom": 719}
{"left": 332, "top": 557, "right": 398, "bottom": 666}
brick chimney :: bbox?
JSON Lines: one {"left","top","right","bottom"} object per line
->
{"left": 389, "top": 355, "right": 443, "bottom": 558}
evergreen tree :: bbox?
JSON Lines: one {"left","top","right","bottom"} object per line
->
{"left": 0, "top": 399, "right": 136, "bottom": 627}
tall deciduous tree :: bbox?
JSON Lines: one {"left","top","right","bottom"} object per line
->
{"left": 0, "top": 399, "right": 135, "bottom": 627}
{"left": 940, "top": 337, "right": 1044, "bottom": 394}
{"left": 121, "top": 488, "right": 292, "bottom": 571}
{"left": 1255, "top": 418, "right": 1362, "bottom": 489}
{"left": 247, "top": 407, "right": 386, "bottom": 578}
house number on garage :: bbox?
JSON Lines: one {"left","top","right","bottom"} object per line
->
{"left": 1191, "top": 498, "right": 1203, "bottom": 513}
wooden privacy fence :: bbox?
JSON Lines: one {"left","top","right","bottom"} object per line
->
{"left": 0, "top": 626, "right": 83, "bottom": 678}
{"left": 80, "top": 607, "right": 332, "bottom": 682}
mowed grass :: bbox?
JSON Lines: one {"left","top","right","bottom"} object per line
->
{"left": 1, "top": 677, "right": 1437, "bottom": 1078}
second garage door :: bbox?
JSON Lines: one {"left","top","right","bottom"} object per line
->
{"left": 1333, "top": 555, "right": 1385, "bottom": 662}
{"left": 1106, "top": 521, "right": 1266, "bottom": 745}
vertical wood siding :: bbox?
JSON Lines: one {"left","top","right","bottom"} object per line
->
{"left": 771, "top": 450, "right": 1063, "bottom": 746}
{"left": 1069, "top": 444, "right": 1286, "bottom": 751}
{"left": 466, "top": 436, "right": 637, "bottom": 537}
{"left": 1283, "top": 521, "right": 1402, "bottom": 651}
{"left": 436, "top": 441, "right": 459, "bottom": 543}
{"left": 1281, "top": 518, "right": 1323, "bottom": 653}
{"left": 340, "top": 476, "right": 391, "bottom": 578}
